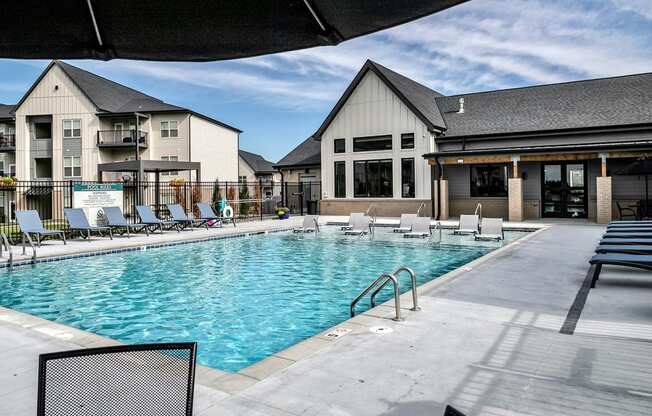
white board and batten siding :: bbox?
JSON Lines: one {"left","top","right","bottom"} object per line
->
{"left": 14, "top": 64, "right": 100, "bottom": 181}
{"left": 321, "top": 71, "right": 435, "bottom": 200}
{"left": 189, "top": 115, "right": 239, "bottom": 182}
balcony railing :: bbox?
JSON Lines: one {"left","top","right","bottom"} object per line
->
{"left": 0, "top": 134, "right": 15, "bottom": 151}
{"left": 97, "top": 130, "right": 148, "bottom": 148}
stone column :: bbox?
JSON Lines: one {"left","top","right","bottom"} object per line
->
{"left": 439, "top": 180, "right": 449, "bottom": 220}
{"left": 508, "top": 178, "right": 524, "bottom": 222}
{"left": 596, "top": 176, "right": 612, "bottom": 224}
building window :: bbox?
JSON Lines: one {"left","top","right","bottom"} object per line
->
{"left": 353, "top": 159, "right": 392, "bottom": 198}
{"left": 334, "top": 138, "right": 346, "bottom": 154}
{"left": 160, "top": 121, "right": 178, "bottom": 138}
{"left": 238, "top": 175, "right": 247, "bottom": 183}
{"left": 334, "top": 161, "right": 346, "bottom": 198}
{"left": 161, "top": 155, "right": 179, "bottom": 176}
{"left": 0, "top": 160, "right": 4, "bottom": 176}
{"left": 353, "top": 135, "right": 392, "bottom": 152}
{"left": 401, "top": 158, "right": 415, "bottom": 198}
{"left": 63, "top": 119, "right": 81, "bottom": 139}
{"left": 401, "top": 133, "right": 415, "bottom": 149}
{"left": 63, "top": 156, "right": 81, "bottom": 178}
{"left": 470, "top": 164, "right": 508, "bottom": 197}
{"left": 8, "top": 164, "right": 15, "bottom": 177}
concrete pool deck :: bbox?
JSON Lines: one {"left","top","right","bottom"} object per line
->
{"left": 2, "top": 220, "right": 652, "bottom": 415}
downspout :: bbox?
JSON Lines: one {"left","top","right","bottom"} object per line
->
{"left": 279, "top": 170, "right": 285, "bottom": 206}
{"left": 435, "top": 156, "right": 443, "bottom": 220}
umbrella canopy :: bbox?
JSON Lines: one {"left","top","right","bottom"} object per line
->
{"left": 0, "top": 0, "right": 466, "bottom": 61}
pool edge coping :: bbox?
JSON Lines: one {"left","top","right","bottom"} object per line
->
{"left": 0, "top": 222, "right": 549, "bottom": 398}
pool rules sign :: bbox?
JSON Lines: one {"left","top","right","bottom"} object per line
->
{"left": 73, "top": 184, "right": 124, "bottom": 226}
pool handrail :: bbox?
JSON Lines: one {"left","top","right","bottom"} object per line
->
{"left": 370, "top": 266, "right": 420, "bottom": 312}
{"left": 351, "top": 272, "right": 402, "bottom": 321}
{"left": 0, "top": 231, "right": 13, "bottom": 267}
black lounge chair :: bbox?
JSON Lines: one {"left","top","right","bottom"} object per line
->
{"left": 103, "top": 206, "right": 150, "bottom": 237}
{"left": 37, "top": 342, "right": 197, "bottom": 416}
{"left": 167, "top": 203, "right": 207, "bottom": 230}
{"left": 599, "top": 238, "right": 652, "bottom": 245}
{"left": 589, "top": 253, "right": 652, "bottom": 288}
{"left": 605, "top": 227, "right": 652, "bottom": 232}
{"left": 15, "top": 210, "right": 66, "bottom": 246}
{"left": 603, "top": 233, "right": 652, "bottom": 239}
{"left": 609, "top": 220, "right": 652, "bottom": 225}
{"left": 64, "top": 208, "right": 112, "bottom": 240}
{"left": 595, "top": 245, "right": 652, "bottom": 254}
{"left": 136, "top": 205, "right": 182, "bottom": 232}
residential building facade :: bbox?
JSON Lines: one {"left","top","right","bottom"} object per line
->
{"left": 238, "top": 150, "right": 281, "bottom": 198}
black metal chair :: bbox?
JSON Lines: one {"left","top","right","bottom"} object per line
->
{"left": 37, "top": 343, "right": 197, "bottom": 416}
{"left": 616, "top": 201, "right": 637, "bottom": 220}
{"left": 444, "top": 405, "right": 467, "bottom": 415}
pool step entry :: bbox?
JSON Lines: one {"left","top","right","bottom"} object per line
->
{"left": 350, "top": 266, "right": 420, "bottom": 321}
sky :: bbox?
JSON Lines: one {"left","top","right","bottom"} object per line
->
{"left": 1, "top": 0, "right": 651, "bottom": 162}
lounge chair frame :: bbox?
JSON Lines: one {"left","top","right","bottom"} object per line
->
{"left": 590, "top": 254, "right": 652, "bottom": 288}
{"left": 195, "top": 203, "right": 224, "bottom": 228}
{"left": 102, "top": 207, "right": 150, "bottom": 237}
{"left": 15, "top": 210, "right": 66, "bottom": 246}
{"left": 64, "top": 208, "right": 113, "bottom": 241}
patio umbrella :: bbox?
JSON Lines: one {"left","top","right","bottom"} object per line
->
{"left": 0, "top": 0, "right": 466, "bottom": 61}
{"left": 614, "top": 158, "right": 652, "bottom": 217}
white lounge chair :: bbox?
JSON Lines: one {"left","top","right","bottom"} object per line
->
{"left": 475, "top": 218, "right": 504, "bottom": 241}
{"left": 393, "top": 213, "right": 417, "bottom": 233}
{"left": 404, "top": 217, "right": 432, "bottom": 238}
{"left": 294, "top": 215, "right": 319, "bottom": 233}
{"left": 341, "top": 212, "right": 364, "bottom": 231}
{"left": 344, "top": 215, "right": 371, "bottom": 236}
{"left": 454, "top": 214, "right": 479, "bottom": 235}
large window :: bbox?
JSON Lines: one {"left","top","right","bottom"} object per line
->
{"left": 401, "top": 133, "right": 415, "bottom": 149}
{"left": 334, "top": 138, "right": 345, "bottom": 154}
{"left": 160, "top": 121, "right": 178, "bottom": 138}
{"left": 63, "top": 119, "right": 81, "bottom": 139}
{"left": 353, "top": 135, "right": 392, "bottom": 152}
{"left": 401, "top": 158, "right": 415, "bottom": 198}
{"left": 334, "top": 161, "right": 346, "bottom": 198}
{"left": 470, "top": 164, "right": 508, "bottom": 197}
{"left": 63, "top": 156, "right": 81, "bottom": 178}
{"left": 353, "top": 159, "right": 392, "bottom": 198}
{"left": 161, "top": 155, "right": 179, "bottom": 176}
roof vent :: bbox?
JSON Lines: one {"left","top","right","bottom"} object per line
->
{"left": 457, "top": 97, "right": 465, "bottom": 114}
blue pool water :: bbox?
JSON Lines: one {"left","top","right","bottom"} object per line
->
{"left": 0, "top": 227, "right": 522, "bottom": 372}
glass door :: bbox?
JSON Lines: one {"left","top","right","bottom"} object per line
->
{"left": 542, "top": 162, "right": 587, "bottom": 218}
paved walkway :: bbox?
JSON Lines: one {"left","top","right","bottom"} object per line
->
{"left": 2, "top": 222, "right": 652, "bottom": 415}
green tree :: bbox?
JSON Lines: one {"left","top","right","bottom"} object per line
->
{"left": 211, "top": 178, "right": 221, "bottom": 211}
{"left": 239, "top": 181, "right": 250, "bottom": 217}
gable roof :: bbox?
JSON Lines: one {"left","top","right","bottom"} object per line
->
{"left": 312, "top": 60, "right": 446, "bottom": 139}
{"left": 436, "top": 72, "right": 652, "bottom": 139}
{"left": 274, "top": 136, "right": 321, "bottom": 168}
{"left": 239, "top": 150, "right": 276, "bottom": 174}
{"left": 0, "top": 104, "right": 14, "bottom": 120}
{"left": 13, "top": 60, "right": 241, "bottom": 132}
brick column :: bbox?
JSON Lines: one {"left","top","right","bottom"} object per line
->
{"left": 439, "top": 179, "right": 449, "bottom": 220}
{"left": 508, "top": 178, "right": 524, "bottom": 222}
{"left": 596, "top": 176, "right": 612, "bottom": 224}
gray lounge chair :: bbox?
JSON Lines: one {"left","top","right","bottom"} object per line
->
{"left": 64, "top": 208, "right": 112, "bottom": 240}
{"left": 341, "top": 212, "right": 364, "bottom": 231}
{"left": 589, "top": 253, "right": 652, "bottom": 288}
{"left": 595, "top": 245, "right": 652, "bottom": 254}
{"left": 102, "top": 206, "right": 150, "bottom": 237}
{"left": 599, "top": 238, "right": 652, "bottom": 246}
{"left": 475, "top": 218, "right": 504, "bottom": 241}
{"left": 454, "top": 214, "right": 479, "bottom": 235}
{"left": 294, "top": 215, "right": 319, "bottom": 233}
{"left": 609, "top": 220, "right": 652, "bottom": 225}
{"left": 167, "top": 204, "right": 207, "bottom": 230}
{"left": 605, "top": 227, "right": 652, "bottom": 232}
{"left": 393, "top": 213, "right": 417, "bottom": 233}
{"left": 602, "top": 232, "right": 652, "bottom": 239}
{"left": 404, "top": 217, "right": 431, "bottom": 238}
{"left": 136, "top": 205, "right": 181, "bottom": 232}
{"left": 195, "top": 203, "right": 224, "bottom": 228}
{"left": 15, "top": 210, "right": 66, "bottom": 246}
{"left": 344, "top": 215, "right": 370, "bottom": 236}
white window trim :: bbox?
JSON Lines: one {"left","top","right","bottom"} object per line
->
{"left": 63, "top": 119, "right": 81, "bottom": 139}
{"left": 161, "top": 155, "right": 179, "bottom": 176}
{"left": 63, "top": 156, "right": 81, "bottom": 178}
{"left": 160, "top": 120, "right": 179, "bottom": 138}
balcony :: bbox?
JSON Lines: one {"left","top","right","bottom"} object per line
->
{"left": 97, "top": 130, "right": 148, "bottom": 149}
{"left": 0, "top": 135, "right": 15, "bottom": 151}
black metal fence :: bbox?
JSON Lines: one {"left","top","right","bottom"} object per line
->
{"left": 0, "top": 179, "right": 321, "bottom": 241}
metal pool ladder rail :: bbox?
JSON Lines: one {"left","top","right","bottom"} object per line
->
{"left": 0, "top": 232, "right": 13, "bottom": 267}
{"left": 350, "top": 266, "right": 420, "bottom": 321}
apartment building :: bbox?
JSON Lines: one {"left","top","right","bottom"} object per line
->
{"left": 5, "top": 60, "right": 240, "bottom": 183}
{"left": 238, "top": 150, "right": 281, "bottom": 197}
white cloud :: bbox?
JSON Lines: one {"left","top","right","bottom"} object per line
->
{"left": 611, "top": 0, "right": 652, "bottom": 20}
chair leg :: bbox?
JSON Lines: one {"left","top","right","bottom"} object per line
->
{"left": 108, "top": 229, "right": 113, "bottom": 240}
{"left": 61, "top": 232, "right": 66, "bottom": 245}
{"left": 590, "top": 264, "right": 602, "bottom": 288}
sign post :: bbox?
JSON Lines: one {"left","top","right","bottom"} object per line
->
{"left": 72, "top": 183, "right": 124, "bottom": 226}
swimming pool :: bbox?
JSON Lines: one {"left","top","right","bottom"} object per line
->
{"left": 0, "top": 226, "right": 524, "bottom": 372}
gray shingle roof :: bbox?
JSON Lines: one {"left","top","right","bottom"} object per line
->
{"left": 13, "top": 61, "right": 241, "bottom": 132}
{"left": 312, "top": 60, "right": 446, "bottom": 139}
{"left": 436, "top": 72, "right": 652, "bottom": 138}
{"left": 274, "top": 136, "right": 321, "bottom": 168}
{"left": 239, "top": 150, "right": 276, "bottom": 174}
{"left": 0, "top": 104, "right": 15, "bottom": 120}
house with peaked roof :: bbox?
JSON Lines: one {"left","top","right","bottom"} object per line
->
{"left": 273, "top": 136, "right": 321, "bottom": 211}
{"left": 8, "top": 60, "right": 241, "bottom": 183}
{"left": 315, "top": 59, "right": 652, "bottom": 223}
{"left": 238, "top": 150, "right": 281, "bottom": 198}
